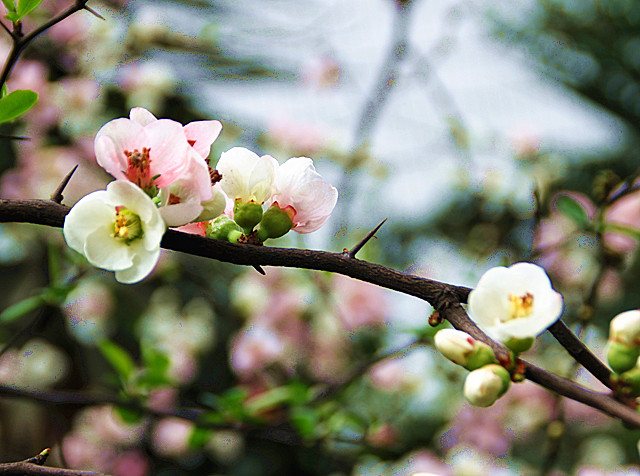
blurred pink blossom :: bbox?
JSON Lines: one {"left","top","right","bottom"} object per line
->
{"left": 230, "top": 325, "right": 283, "bottom": 377}
{"left": 111, "top": 449, "right": 150, "bottom": 476}
{"left": 151, "top": 417, "right": 194, "bottom": 458}
{"left": 333, "top": 275, "right": 388, "bottom": 331}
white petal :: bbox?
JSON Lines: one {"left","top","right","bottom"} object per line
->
{"left": 129, "top": 107, "right": 158, "bottom": 126}
{"left": 115, "top": 247, "right": 161, "bottom": 284}
{"left": 63, "top": 191, "right": 113, "bottom": 252}
{"left": 216, "top": 147, "right": 259, "bottom": 200}
{"left": 83, "top": 227, "right": 132, "bottom": 271}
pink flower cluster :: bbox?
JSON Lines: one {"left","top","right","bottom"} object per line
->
{"left": 63, "top": 107, "right": 338, "bottom": 283}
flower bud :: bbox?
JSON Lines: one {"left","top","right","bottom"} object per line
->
{"left": 206, "top": 215, "right": 243, "bottom": 242}
{"left": 434, "top": 329, "right": 497, "bottom": 371}
{"left": 256, "top": 205, "right": 294, "bottom": 241}
{"left": 463, "top": 364, "right": 511, "bottom": 407}
{"left": 233, "top": 201, "right": 263, "bottom": 233}
{"left": 607, "top": 340, "right": 640, "bottom": 374}
{"left": 610, "top": 310, "right": 640, "bottom": 347}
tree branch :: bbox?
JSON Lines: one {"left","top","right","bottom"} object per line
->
{"left": 0, "top": 198, "right": 633, "bottom": 426}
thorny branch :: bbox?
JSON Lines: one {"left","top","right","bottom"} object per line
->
{"left": 0, "top": 198, "right": 634, "bottom": 426}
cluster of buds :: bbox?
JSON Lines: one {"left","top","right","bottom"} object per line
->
{"left": 63, "top": 108, "right": 338, "bottom": 283}
{"left": 434, "top": 262, "right": 564, "bottom": 407}
{"left": 434, "top": 329, "right": 510, "bottom": 407}
{"left": 607, "top": 310, "right": 640, "bottom": 397}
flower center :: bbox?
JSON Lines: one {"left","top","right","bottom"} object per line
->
{"left": 113, "top": 206, "right": 144, "bottom": 244}
{"left": 507, "top": 292, "right": 534, "bottom": 321}
{"left": 124, "top": 147, "right": 153, "bottom": 190}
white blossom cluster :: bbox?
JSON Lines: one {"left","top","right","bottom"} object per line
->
{"left": 63, "top": 108, "right": 338, "bottom": 283}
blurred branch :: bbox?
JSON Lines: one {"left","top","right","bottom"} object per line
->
{"left": 0, "top": 448, "right": 105, "bottom": 475}
{"left": 0, "top": 1, "right": 95, "bottom": 91}
{"left": 0, "top": 198, "right": 631, "bottom": 427}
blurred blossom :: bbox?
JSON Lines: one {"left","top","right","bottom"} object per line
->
{"left": 446, "top": 444, "right": 517, "bottom": 475}
{"left": 207, "top": 430, "right": 244, "bottom": 463}
{"left": 392, "top": 449, "right": 451, "bottom": 476}
{"left": 267, "top": 118, "right": 326, "bottom": 156}
{"left": 151, "top": 417, "right": 194, "bottom": 458}
{"left": 90, "top": 406, "right": 147, "bottom": 445}
{"left": 604, "top": 190, "right": 640, "bottom": 254}
{"left": 0, "top": 339, "right": 69, "bottom": 388}
{"left": 147, "top": 386, "right": 179, "bottom": 412}
{"left": 301, "top": 55, "right": 341, "bottom": 89}
{"left": 332, "top": 274, "right": 388, "bottom": 331}
{"left": 119, "top": 62, "right": 177, "bottom": 112}
{"left": 230, "top": 325, "right": 283, "bottom": 377}
{"left": 63, "top": 278, "right": 114, "bottom": 344}
{"left": 111, "top": 449, "right": 150, "bottom": 476}
{"left": 368, "top": 358, "right": 420, "bottom": 393}
{"left": 62, "top": 434, "right": 118, "bottom": 472}
{"left": 367, "top": 422, "right": 399, "bottom": 448}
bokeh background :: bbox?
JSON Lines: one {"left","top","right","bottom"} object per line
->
{"left": 1, "top": 0, "right": 640, "bottom": 474}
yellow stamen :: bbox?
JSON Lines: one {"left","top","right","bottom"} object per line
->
{"left": 507, "top": 292, "right": 534, "bottom": 321}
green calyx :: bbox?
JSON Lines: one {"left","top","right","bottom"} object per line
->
{"left": 463, "top": 343, "right": 498, "bottom": 371}
{"left": 113, "top": 208, "right": 144, "bottom": 244}
{"left": 206, "top": 215, "right": 243, "bottom": 243}
{"left": 256, "top": 205, "right": 294, "bottom": 242}
{"left": 607, "top": 341, "right": 640, "bottom": 375}
{"left": 233, "top": 201, "right": 263, "bottom": 234}
{"left": 503, "top": 336, "right": 535, "bottom": 355}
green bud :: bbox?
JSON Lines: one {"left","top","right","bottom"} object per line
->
{"left": 206, "top": 215, "right": 243, "bottom": 242}
{"left": 503, "top": 336, "right": 535, "bottom": 354}
{"left": 256, "top": 205, "right": 294, "bottom": 241}
{"left": 233, "top": 201, "right": 263, "bottom": 233}
{"left": 607, "top": 341, "right": 639, "bottom": 374}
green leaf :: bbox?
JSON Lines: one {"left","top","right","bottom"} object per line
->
{"left": 188, "top": 427, "right": 211, "bottom": 448}
{"left": 115, "top": 405, "right": 144, "bottom": 424}
{"left": 0, "top": 295, "right": 45, "bottom": 324}
{"left": 555, "top": 194, "right": 591, "bottom": 227}
{"left": 16, "top": 0, "right": 42, "bottom": 18}
{"left": 290, "top": 406, "right": 319, "bottom": 439}
{"left": 0, "top": 89, "right": 38, "bottom": 123}
{"left": 1, "top": 0, "right": 15, "bottom": 14}
{"left": 98, "top": 340, "right": 136, "bottom": 381}
{"left": 137, "top": 346, "right": 170, "bottom": 387}
{"left": 1, "top": 84, "right": 7, "bottom": 99}
{"left": 603, "top": 222, "right": 640, "bottom": 240}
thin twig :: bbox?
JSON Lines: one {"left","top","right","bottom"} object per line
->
{"left": 0, "top": 447, "right": 104, "bottom": 475}
{"left": 346, "top": 218, "right": 387, "bottom": 258}
{"left": 0, "top": 134, "right": 31, "bottom": 141}
{"left": 50, "top": 165, "right": 78, "bottom": 204}
{"left": 0, "top": 1, "right": 92, "bottom": 90}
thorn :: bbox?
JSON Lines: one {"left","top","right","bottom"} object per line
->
{"left": 0, "top": 133, "right": 31, "bottom": 141}
{"left": 346, "top": 218, "right": 387, "bottom": 259}
{"left": 50, "top": 164, "right": 79, "bottom": 204}
{"left": 83, "top": 5, "right": 105, "bottom": 20}
{"left": 253, "top": 264, "right": 266, "bottom": 275}
{"left": 25, "top": 448, "right": 50, "bottom": 465}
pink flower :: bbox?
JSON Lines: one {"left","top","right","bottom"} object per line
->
{"left": 95, "top": 111, "right": 190, "bottom": 191}
{"left": 268, "top": 156, "right": 338, "bottom": 233}
{"left": 604, "top": 190, "right": 640, "bottom": 254}
{"left": 230, "top": 325, "right": 283, "bottom": 377}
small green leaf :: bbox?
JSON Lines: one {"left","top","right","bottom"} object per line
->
{"left": 115, "top": 405, "right": 144, "bottom": 424}
{"left": 1, "top": 0, "right": 15, "bottom": 14}
{"left": 290, "top": 406, "right": 319, "bottom": 439}
{"left": 555, "top": 194, "right": 591, "bottom": 227}
{"left": 603, "top": 222, "right": 640, "bottom": 240}
{"left": 98, "top": 340, "right": 136, "bottom": 381}
{"left": 16, "top": 0, "right": 42, "bottom": 18}
{"left": 0, "top": 295, "right": 45, "bottom": 324}
{"left": 188, "top": 427, "right": 211, "bottom": 448}
{"left": 0, "top": 89, "right": 38, "bottom": 123}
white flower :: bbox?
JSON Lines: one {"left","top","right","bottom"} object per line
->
{"left": 463, "top": 364, "right": 510, "bottom": 407}
{"left": 467, "top": 262, "right": 563, "bottom": 341}
{"left": 63, "top": 181, "right": 166, "bottom": 283}
{"left": 215, "top": 147, "right": 278, "bottom": 204}
{"left": 267, "top": 156, "right": 338, "bottom": 233}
